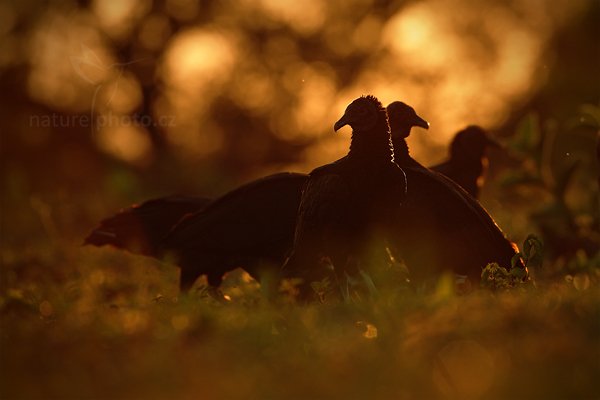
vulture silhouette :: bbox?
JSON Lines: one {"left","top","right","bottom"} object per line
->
{"left": 159, "top": 172, "right": 306, "bottom": 293}
{"left": 386, "top": 101, "right": 526, "bottom": 284}
{"left": 283, "top": 95, "right": 407, "bottom": 298}
{"left": 84, "top": 195, "right": 211, "bottom": 257}
{"left": 430, "top": 125, "right": 500, "bottom": 198}
{"left": 85, "top": 100, "right": 524, "bottom": 295}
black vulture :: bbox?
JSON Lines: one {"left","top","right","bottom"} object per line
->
{"left": 386, "top": 101, "right": 526, "bottom": 284}
{"left": 85, "top": 174, "right": 308, "bottom": 295}
{"left": 283, "top": 95, "right": 407, "bottom": 298}
{"left": 84, "top": 195, "right": 211, "bottom": 257}
{"left": 430, "top": 125, "right": 500, "bottom": 198}
{"left": 85, "top": 100, "right": 523, "bottom": 295}
{"left": 160, "top": 172, "right": 307, "bottom": 293}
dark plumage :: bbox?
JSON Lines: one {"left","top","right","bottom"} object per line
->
{"left": 283, "top": 96, "right": 407, "bottom": 297}
{"left": 161, "top": 172, "right": 307, "bottom": 292}
{"left": 386, "top": 101, "right": 526, "bottom": 283}
{"left": 430, "top": 125, "right": 500, "bottom": 198}
{"left": 84, "top": 195, "right": 211, "bottom": 257}
{"left": 86, "top": 100, "right": 523, "bottom": 296}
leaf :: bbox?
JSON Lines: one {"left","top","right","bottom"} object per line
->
{"left": 511, "top": 113, "right": 542, "bottom": 154}
{"left": 523, "top": 234, "right": 544, "bottom": 269}
{"left": 553, "top": 160, "right": 580, "bottom": 199}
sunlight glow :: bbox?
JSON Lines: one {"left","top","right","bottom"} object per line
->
{"left": 96, "top": 125, "right": 153, "bottom": 165}
{"left": 230, "top": 69, "right": 276, "bottom": 114}
{"left": 277, "top": 63, "right": 337, "bottom": 140}
{"left": 252, "top": 0, "right": 326, "bottom": 35}
{"left": 385, "top": 5, "right": 438, "bottom": 57}
{"left": 27, "top": 12, "right": 114, "bottom": 112}
{"left": 161, "top": 29, "right": 238, "bottom": 157}
{"left": 92, "top": 0, "right": 151, "bottom": 39}
{"left": 163, "top": 29, "right": 237, "bottom": 94}
{"left": 29, "top": 0, "right": 586, "bottom": 167}
{"left": 319, "top": 0, "right": 569, "bottom": 165}
{"left": 98, "top": 71, "right": 143, "bottom": 114}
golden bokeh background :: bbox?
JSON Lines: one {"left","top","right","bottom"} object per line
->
{"left": 1, "top": 0, "right": 598, "bottom": 244}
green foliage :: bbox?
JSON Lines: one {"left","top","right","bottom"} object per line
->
{"left": 481, "top": 263, "right": 528, "bottom": 291}
{"left": 522, "top": 234, "right": 544, "bottom": 269}
{"left": 482, "top": 234, "right": 544, "bottom": 291}
{"left": 502, "top": 110, "right": 600, "bottom": 267}
{"left": 310, "top": 276, "right": 333, "bottom": 303}
{"left": 511, "top": 113, "right": 543, "bottom": 157}
{"left": 511, "top": 233, "right": 544, "bottom": 271}
{"left": 2, "top": 242, "right": 599, "bottom": 400}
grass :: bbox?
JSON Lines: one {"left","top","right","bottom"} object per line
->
{"left": 1, "top": 238, "right": 599, "bottom": 400}
{"left": 1, "top": 108, "right": 598, "bottom": 399}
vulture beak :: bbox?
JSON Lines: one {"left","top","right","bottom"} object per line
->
{"left": 413, "top": 115, "right": 430, "bottom": 130}
{"left": 334, "top": 115, "right": 349, "bottom": 132}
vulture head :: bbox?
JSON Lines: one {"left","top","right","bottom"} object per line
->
{"left": 386, "top": 101, "right": 429, "bottom": 140}
{"left": 450, "top": 125, "right": 500, "bottom": 161}
{"left": 334, "top": 95, "right": 386, "bottom": 133}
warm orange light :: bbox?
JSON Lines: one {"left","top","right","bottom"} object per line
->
{"left": 27, "top": 12, "right": 114, "bottom": 112}
{"left": 92, "top": 0, "right": 150, "bottom": 39}
{"left": 251, "top": 0, "right": 326, "bottom": 36}
{"left": 96, "top": 125, "right": 153, "bottom": 165}
{"left": 163, "top": 28, "right": 237, "bottom": 94}
{"left": 98, "top": 71, "right": 143, "bottom": 114}
{"left": 160, "top": 29, "right": 238, "bottom": 158}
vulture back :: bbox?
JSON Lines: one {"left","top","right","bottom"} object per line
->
{"left": 396, "top": 165, "right": 522, "bottom": 283}
{"left": 162, "top": 172, "right": 307, "bottom": 269}
{"left": 84, "top": 195, "right": 211, "bottom": 257}
{"left": 386, "top": 102, "right": 524, "bottom": 283}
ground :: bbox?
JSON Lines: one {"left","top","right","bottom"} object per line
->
{"left": 1, "top": 240, "right": 598, "bottom": 400}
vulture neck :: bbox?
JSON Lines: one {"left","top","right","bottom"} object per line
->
{"left": 451, "top": 148, "right": 485, "bottom": 165}
{"left": 452, "top": 154, "right": 486, "bottom": 176}
{"left": 391, "top": 126, "right": 418, "bottom": 167}
{"left": 347, "top": 117, "right": 394, "bottom": 164}
{"left": 392, "top": 137, "right": 410, "bottom": 163}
